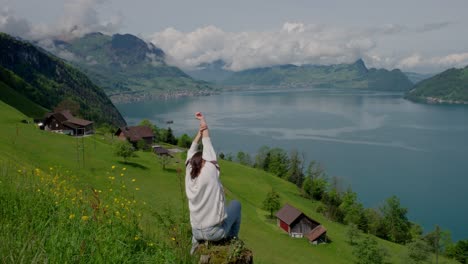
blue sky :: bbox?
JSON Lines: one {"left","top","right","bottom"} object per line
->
{"left": 2, "top": 0, "right": 468, "bottom": 73}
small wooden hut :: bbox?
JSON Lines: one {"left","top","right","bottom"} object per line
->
{"left": 276, "top": 203, "right": 327, "bottom": 244}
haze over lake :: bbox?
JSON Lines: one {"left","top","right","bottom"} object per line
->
{"left": 117, "top": 88, "right": 468, "bottom": 240}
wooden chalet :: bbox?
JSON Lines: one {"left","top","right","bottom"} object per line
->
{"left": 276, "top": 203, "right": 327, "bottom": 244}
{"left": 115, "top": 126, "right": 154, "bottom": 147}
{"left": 43, "top": 110, "right": 93, "bottom": 136}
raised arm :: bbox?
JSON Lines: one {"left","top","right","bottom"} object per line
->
{"left": 195, "top": 112, "right": 217, "bottom": 162}
{"left": 187, "top": 126, "right": 202, "bottom": 162}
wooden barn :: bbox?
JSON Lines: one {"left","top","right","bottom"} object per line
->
{"left": 43, "top": 110, "right": 93, "bottom": 136}
{"left": 276, "top": 203, "right": 327, "bottom": 244}
{"left": 115, "top": 126, "right": 154, "bottom": 148}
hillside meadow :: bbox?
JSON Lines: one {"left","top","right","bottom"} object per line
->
{"left": 0, "top": 101, "right": 458, "bottom": 263}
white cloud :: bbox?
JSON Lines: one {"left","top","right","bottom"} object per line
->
{"left": 0, "top": 0, "right": 123, "bottom": 40}
{"left": 148, "top": 23, "right": 376, "bottom": 71}
{"left": 397, "top": 53, "right": 468, "bottom": 71}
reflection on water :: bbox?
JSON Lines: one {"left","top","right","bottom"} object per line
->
{"left": 117, "top": 88, "right": 468, "bottom": 240}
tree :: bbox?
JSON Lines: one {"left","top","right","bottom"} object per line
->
{"left": 287, "top": 149, "right": 304, "bottom": 187}
{"left": 254, "top": 146, "right": 270, "bottom": 170}
{"left": 424, "top": 225, "right": 452, "bottom": 264}
{"left": 160, "top": 127, "right": 177, "bottom": 145}
{"left": 380, "top": 195, "right": 411, "bottom": 244}
{"left": 353, "top": 236, "right": 387, "bottom": 264}
{"left": 139, "top": 119, "right": 159, "bottom": 142}
{"left": 446, "top": 240, "right": 468, "bottom": 264}
{"left": 321, "top": 187, "right": 344, "bottom": 222}
{"left": 266, "top": 148, "right": 289, "bottom": 177}
{"left": 219, "top": 152, "right": 225, "bottom": 160}
{"left": 364, "top": 208, "right": 386, "bottom": 237}
{"left": 236, "top": 151, "right": 252, "bottom": 166}
{"left": 347, "top": 223, "right": 361, "bottom": 245}
{"left": 302, "top": 176, "right": 313, "bottom": 199}
{"left": 262, "top": 189, "right": 281, "bottom": 219}
{"left": 115, "top": 141, "right": 136, "bottom": 162}
{"left": 54, "top": 98, "right": 80, "bottom": 116}
{"left": 157, "top": 154, "right": 172, "bottom": 170}
{"left": 177, "top": 133, "right": 192, "bottom": 148}
{"left": 136, "top": 139, "right": 148, "bottom": 150}
{"left": 340, "top": 188, "right": 365, "bottom": 226}
{"left": 305, "top": 161, "right": 328, "bottom": 200}
{"left": 403, "top": 239, "right": 431, "bottom": 264}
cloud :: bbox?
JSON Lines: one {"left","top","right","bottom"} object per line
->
{"left": 148, "top": 23, "right": 376, "bottom": 71}
{"left": 397, "top": 52, "right": 468, "bottom": 71}
{"left": 0, "top": 7, "right": 33, "bottom": 38}
{"left": 148, "top": 21, "right": 462, "bottom": 72}
{"left": 416, "top": 21, "right": 453, "bottom": 33}
{"left": 0, "top": 0, "right": 123, "bottom": 40}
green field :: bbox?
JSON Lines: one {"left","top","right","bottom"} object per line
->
{"left": 0, "top": 100, "right": 458, "bottom": 263}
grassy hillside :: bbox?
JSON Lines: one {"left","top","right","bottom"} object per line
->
{"left": 0, "top": 32, "right": 126, "bottom": 126}
{"left": 221, "top": 60, "right": 413, "bottom": 91}
{"left": 0, "top": 100, "right": 459, "bottom": 263}
{"left": 405, "top": 66, "right": 468, "bottom": 104}
{"left": 0, "top": 67, "right": 48, "bottom": 118}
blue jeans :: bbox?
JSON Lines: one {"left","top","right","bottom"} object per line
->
{"left": 192, "top": 200, "right": 241, "bottom": 242}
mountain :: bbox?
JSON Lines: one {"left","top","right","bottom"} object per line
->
{"left": 0, "top": 32, "right": 126, "bottom": 126}
{"left": 186, "top": 59, "right": 234, "bottom": 83}
{"left": 47, "top": 32, "right": 215, "bottom": 103}
{"left": 220, "top": 59, "right": 412, "bottom": 91}
{"left": 405, "top": 66, "right": 468, "bottom": 104}
{"left": 404, "top": 71, "right": 435, "bottom": 84}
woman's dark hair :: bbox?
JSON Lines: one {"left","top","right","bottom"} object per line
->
{"left": 190, "top": 152, "right": 203, "bottom": 179}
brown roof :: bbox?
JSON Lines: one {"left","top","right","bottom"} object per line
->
{"left": 45, "top": 110, "right": 93, "bottom": 128}
{"left": 276, "top": 203, "right": 303, "bottom": 225}
{"left": 60, "top": 110, "right": 74, "bottom": 120}
{"left": 117, "top": 126, "right": 154, "bottom": 142}
{"left": 305, "top": 225, "right": 327, "bottom": 242}
{"left": 65, "top": 117, "right": 93, "bottom": 127}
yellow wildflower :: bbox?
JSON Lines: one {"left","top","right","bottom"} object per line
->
{"left": 81, "top": 216, "right": 89, "bottom": 221}
{"left": 148, "top": 242, "right": 154, "bottom": 247}
{"left": 120, "top": 173, "right": 124, "bottom": 177}
{"left": 171, "top": 237, "right": 176, "bottom": 241}
{"left": 122, "top": 167, "right": 127, "bottom": 171}
{"left": 134, "top": 236, "right": 139, "bottom": 241}
{"left": 135, "top": 187, "right": 140, "bottom": 191}
{"left": 111, "top": 165, "right": 116, "bottom": 169}
{"left": 69, "top": 214, "right": 75, "bottom": 219}
{"left": 132, "top": 178, "right": 136, "bottom": 182}
{"left": 17, "top": 169, "right": 22, "bottom": 173}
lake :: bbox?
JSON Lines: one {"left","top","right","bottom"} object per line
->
{"left": 116, "top": 88, "right": 468, "bottom": 241}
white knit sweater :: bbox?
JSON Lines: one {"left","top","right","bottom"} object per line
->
{"left": 185, "top": 137, "right": 226, "bottom": 229}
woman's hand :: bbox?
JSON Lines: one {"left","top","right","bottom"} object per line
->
{"left": 195, "top": 112, "right": 204, "bottom": 120}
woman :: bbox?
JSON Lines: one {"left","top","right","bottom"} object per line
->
{"left": 185, "top": 112, "right": 241, "bottom": 254}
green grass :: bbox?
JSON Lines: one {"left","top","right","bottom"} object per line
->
{"left": 0, "top": 80, "right": 48, "bottom": 118}
{"left": 0, "top": 100, "right": 459, "bottom": 263}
